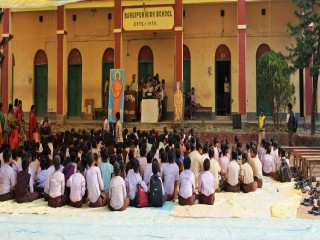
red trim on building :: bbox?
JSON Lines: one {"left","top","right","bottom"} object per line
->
{"left": 1, "top": 9, "right": 10, "bottom": 113}
{"left": 114, "top": 0, "right": 122, "bottom": 68}
{"left": 175, "top": 0, "right": 183, "bottom": 83}
{"left": 238, "top": 0, "right": 246, "bottom": 115}
{"left": 57, "top": 6, "right": 64, "bottom": 115}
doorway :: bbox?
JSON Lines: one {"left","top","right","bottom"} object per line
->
{"left": 183, "top": 45, "right": 191, "bottom": 98}
{"left": 138, "top": 46, "right": 154, "bottom": 83}
{"left": 34, "top": 50, "right": 48, "bottom": 117}
{"left": 102, "top": 48, "right": 114, "bottom": 108}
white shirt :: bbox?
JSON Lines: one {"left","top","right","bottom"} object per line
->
{"left": 44, "top": 165, "right": 64, "bottom": 194}
{"left": 179, "top": 169, "right": 195, "bottom": 199}
{"left": 213, "top": 147, "right": 219, "bottom": 161}
{"left": 200, "top": 153, "right": 209, "bottom": 173}
{"left": 103, "top": 118, "right": 109, "bottom": 132}
{"left": 198, "top": 171, "right": 215, "bottom": 196}
{"left": 262, "top": 154, "right": 274, "bottom": 174}
{"left": 12, "top": 159, "right": 22, "bottom": 173}
{"left": 249, "top": 156, "right": 263, "bottom": 179}
{"left": 48, "top": 171, "right": 65, "bottom": 198}
{"left": 86, "top": 166, "right": 104, "bottom": 203}
{"left": 162, "top": 163, "right": 179, "bottom": 195}
{"left": 109, "top": 176, "right": 127, "bottom": 210}
{"left": 139, "top": 157, "right": 147, "bottom": 176}
{"left": 189, "top": 150, "right": 202, "bottom": 188}
{"left": 219, "top": 155, "right": 229, "bottom": 173}
{"left": 67, "top": 172, "right": 86, "bottom": 202}
{"left": 29, "top": 159, "right": 40, "bottom": 183}
{"left": 241, "top": 162, "right": 254, "bottom": 185}
{"left": 209, "top": 158, "right": 221, "bottom": 190}
{"left": 143, "top": 163, "right": 152, "bottom": 187}
{"left": 0, "top": 163, "right": 17, "bottom": 195}
{"left": 226, "top": 160, "right": 240, "bottom": 186}
{"left": 126, "top": 170, "right": 148, "bottom": 200}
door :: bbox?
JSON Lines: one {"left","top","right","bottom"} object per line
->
{"left": 68, "top": 65, "right": 82, "bottom": 117}
{"left": 34, "top": 64, "right": 48, "bottom": 116}
{"left": 183, "top": 59, "right": 191, "bottom": 98}
{"left": 138, "top": 62, "right": 153, "bottom": 81}
{"left": 215, "top": 60, "right": 231, "bottom": 115}
{"left": 102, "top": 62, "right": 114, "bottom": 107}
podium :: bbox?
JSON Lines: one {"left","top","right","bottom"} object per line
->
{"left": 141, "top": 99, "right": 158, "bottom": 123}
{"left": 124, "top": 91, "right": 137, "bottom": 122}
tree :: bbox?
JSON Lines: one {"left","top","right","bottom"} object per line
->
{"left": 286, "top": 0, "right": 320, "bottom": 135}
{"left": 257, "top": 50, "right": 295, "bottom": 130}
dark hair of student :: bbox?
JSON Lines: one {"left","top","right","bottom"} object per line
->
{"left": 147, "top": 151, "right": 154, "bottom": 164}
{"left": 152, "top": 161, "right": 159, "bottom": 175}
{"left": 22, "top": 158, "right": 29, "bottom": 171}
{"left": 3, "top": 149, "right": 12, "bottom": 163}
{"left": 101, "top": 148, "right": 108, "bottom": 163}
{"left": 250, "top": 145, "right": 258, "bottom": 155}
{"left": 183, "top": 156, "right": 191, "bottom": 170}
{"left": 272, "top": 140, "right": 278, "bottom": 148}
{"left": 288, "top": 103, "right": 292, "bottom": 110}
{"left": 175, "top": 149, "right": 181, "bottom": 160}
{"left": 40, "top": 157, "right": 47, "bottom": 170}
{"left": 242, "top": 152, "right": 248, "bottom": 162}
{"left": 196, "top": 142, "right": 203, "bottom": 151}
{"left": 140, "top": 147, "right": 146, "bottom": 157}
{"left": 77, "top": 162, "right": 85, "bottom": 173}
{"left": 14, "top": 98, "right": 18, "bottom": 107}
{"left": 231, "top": 149, "right": 238, "bottom": 160}
{"left": 12, "top": 149, "right": 18, "bottom": 160}
{"left": 167, "top": 149, "right": 175, "bottom": 164}
{"left": 266, "top": 145, "right": 271, "bottom": 154}
{"left": 53, "top": 155, "right": 61, "bottom": 171}
{"left": 86, "top": 151, "right": 94, "bottom": 167}
{"left": 203, "top": 158, "right": 210, "bottom": 172}
{"left": 132, "top": 158, "right": 140, "bottom": 172}
{"left": 116, "top": 154, "right": 123, "bottom": 162}
{"left": 116, "top": 112, "right": 120, "bottom": 120}
{"left": 208, "top": 148, "right": 214, "bottom": 159}
{"left": 279, "top": 147, "right": 286, "bottom": 158}
{"left": 235, "top": 135, "right": 240, "bottom": 144}
{"left": 128, "top": 150, "right": 134, "bottom": 161}
{"left": 213, "top": 137, "right": 218, "bottom": 145}
{"left": 202, "top": 144, "right": 209, "bottom": 154}
{"left": 160, "top": 151, "right": 168, "bottom": 164}
{"left": 114, "top": 162, "right": 120, "bottom": 176}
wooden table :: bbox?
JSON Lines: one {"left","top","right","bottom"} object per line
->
{"left": 292, "top": 149, "right": 320, "bottom": 168}
{"left": 302, "top": 156, "right": 320, "bottom": 178}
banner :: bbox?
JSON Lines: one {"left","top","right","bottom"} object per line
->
{"left": 123, "top": 6, "right": 174, "bottom": 31}
{"left": 108, "top": 69, "right": 125, "bottom": 123}
{"left": 0, "top": 0, "right": 82, "bottom": 8}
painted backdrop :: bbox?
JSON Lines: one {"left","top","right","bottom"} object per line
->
{"left": 108, "top": 69, "right": 125, "bottom": 123}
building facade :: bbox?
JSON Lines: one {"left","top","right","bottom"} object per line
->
{"left": 0, "top": 0, "right": 318, "bottom": 121}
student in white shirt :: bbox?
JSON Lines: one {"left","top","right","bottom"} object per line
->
{"left": 67, "top": 162, "right": 86, "bottom": 208}
{"left": 198, "top": 159, "right": 215, "bottom": 205}
{"left": 138, "top": 147, "right": 147, "bottom": 177}
{"left": 48, "top": 155, "right": 68, "bottom": 208}
{"left": 189, "top": 143, "right": 202, "bottom": 189}
{"left": 178, "top": 156, "right": 196, "bottom": 206}
{"left": 219, "top": 144, "right": 230, "bottom": 176}
{"left": 213, "top": 137, "right": 220, "bottom": 161}
{"left": 162, "top": 149, "right": 179, "bottom": 201}
{"left": 240, "top": 153, "right": 257, "bottom": 193}
{"left": 103, "top": 116, "right": 110, "bottom": 140}
{"left": 262, "top": 146, "right": 274, "bottom": 177}
{"left": 199, "top": 145, "right": 209, "bottom": 173}
{"left": 109, "top": 162, "right": 129, "bottom": 211}
{"left": 149, "top": 161, "right": 167, "bottom": 206}
{"left": 86, "top": 151, "right": 108, "bottom": 208}
{"left": 249, "top": 145, "right": 263, "bottom": 188}
{"left": 225, "top": 150, "right": 240, "bottom": 192}
{"left": 271, "top": 147, "right": 290, "bottom": 181}
{"left": 208, "top": 148, "right": 221, "bottom": 191}
{"left": 0, "top": 149, "right": 16, "bottom": 201}
{"left": 44, "top": 154, "right": 64, "bottom": 200}
{"left": 126, "top": 158, "right": 148, "bottom": 206}
{"left": 143, "top": 151, "right": 153, "bottom": 186}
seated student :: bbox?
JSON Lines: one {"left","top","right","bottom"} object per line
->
{"left": 249, "top": 145, "right": 263, "bottom": 188}
{"left": 149, "top": 161, "right": 167, "bottom": 206}
{"left": 35, "top": 158, "right": 47, "bottom": 192}
{"left": 198, "top": 159, "right": 215, "bottom": 205}
{"left": 225, "top": 150, "right": 241, "bottom": 192}
{"left": 44, "top": 153, "right": 64, "bottom": 200}
{"left": 67, "top": 162, "right": 86, "bottom": 208}
{"left": 100, "top": 148, "right": 114, "bottom": 194}
{"left": 178, "top": 156, "right": 196, "bottom": 206}
{"left": 11, "top": 149, "right": 22, "bottom": 174}
{"left": 39, "top": 114, "right": 51, "bottom": 136}
{"left": 48, "top": 155, "right": 68, "bottom": 208}
{"left": 162, "top": 149, "right": 179, "bottom": 201}
{"left": 271, "top": 147, "right": 290, "bottom": 181}
{"left": 138, "top": 147, "right": 147, "bottom": 177}
{"left": 109, "top": 162, "right": 130, "bottom": 211}
{"left": 208, "top": 148, "right": 221, "bottom": 192}
{"left": 126, "top": 158, "right": 148, "bottom": 206}
{"left": 86, "top": 151, "right": 108, "bottom": 208}
{"left": 240, "top": 153, "right": 257, "bottom": 193}
{"left": 0, "top": 149, "right": 16, "bottom": 201}
{"left": 262, "top": 146, "right": 274, "bottom": 177}
{"left": 143, "top": 151, "right": 154, "bottom": 187}
{"left": 15, "top": 159, "right": 40, "bottom": 203}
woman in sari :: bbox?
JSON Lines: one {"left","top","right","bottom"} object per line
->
{"left": 16, "top": 100, "right": 25, "bottom": 144}
{"left": 0, "top": 103, "right": 5, "bottom": 145}
{"left": 7, "top": 103, "right": 19, "bottom": 150}
{"left": 28, "top": 105, "right": 39, "bottom": 142}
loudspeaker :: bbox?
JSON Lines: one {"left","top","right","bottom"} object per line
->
{"left": 262, "top": 9, "right": 266, "bottom": 16}
{"left": 72, "top": 14, "right": 77, "bottom": 21}
{"left": 108, "top": 13, "right": 112, "bottom": 20}
{"left": 39, "top": 16, "right": 43, "bottom": 22}
{"left": 220, "top": 10, "right": 225, "bottom": 17}
{"left": 183, "top": 10, "right": 185, "bottom": 17}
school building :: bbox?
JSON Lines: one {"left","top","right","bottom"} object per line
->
{"left": 0, "top": 0, "right": 318, "bottom": 122}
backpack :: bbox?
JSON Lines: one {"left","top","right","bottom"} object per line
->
{"left": 149, "top": 175, "right": 163, "bottom": 207}
{"left": 293, "top": 116, "right": 298, "bottom": 133}
{"left": 279, "top": 158, "right": 291, "bottom": 183}
{"left": 134, "top": 184, "right": 149, "bottom": 208}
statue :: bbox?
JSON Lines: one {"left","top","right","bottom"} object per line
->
{"left": 174, "top": 81, "right": 183, "bottom": 122}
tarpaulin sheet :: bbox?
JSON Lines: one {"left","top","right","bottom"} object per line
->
{"left": 0, "top": 0, "right": 82, "bottom": 8}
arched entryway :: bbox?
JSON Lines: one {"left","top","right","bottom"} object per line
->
{"left": 102, "top": 48, "right": 114, "bottom": 108}
{"left": 215, "top": 45, "right": 231, "bottom": 116}
{"left": 68, "top": 49, "right": 82, "bottom": 117}
{"left": 183, "top": 45, "right": 191, "bottom": 98}
{"left": 256, "top": 44, "right": 272, "bottom": 116}
{"left": 138, "top": 46, "right": 154, "bottom": 84}
{"left": 34, "top": 50, "right": 48, "bottom": 116}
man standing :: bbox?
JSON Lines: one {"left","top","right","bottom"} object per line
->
{"left": 258, "top": 108, "right": 265, "bottom": 147}
{"left": 224, "top": 76, "right": 230, "bottom": 115}
{"left": 129, "top": 74, "right": 137, "bottom": 91}
{"left": 286, "top": 103, "right": 294, "bottom": 146}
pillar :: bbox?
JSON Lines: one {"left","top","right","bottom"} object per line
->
{"left": 114, "top": 0, "right": 122, "bottom": 68}
{"left": 57, "top": 6, "right": 66, "bottom": 116}
{"left": 305, "top": 25, "right": 313, "bottom": 117}
{"left": 238, "top": 0, "right": 246, "bottom": 116}
{"left": 175, "top": 0, "right": 183, "bottom": 83}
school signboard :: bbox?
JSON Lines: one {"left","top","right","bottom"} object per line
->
{"left": 108, "top": 69, "right": 125, "bottom": 123}
{"left": 123, "top": 6, "right": 174, "bottom": 31}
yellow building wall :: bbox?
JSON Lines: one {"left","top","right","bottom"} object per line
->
{"left": 11, "top": 10, "right": 57, "bottom": 112}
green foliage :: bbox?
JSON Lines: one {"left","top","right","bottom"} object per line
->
{"left": 257, "top": 50, "right": 295, "bottom": 130}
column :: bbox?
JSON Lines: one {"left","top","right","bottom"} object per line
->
{"left": 238, "top": 0, "right": 246, "bottom": 116}
{"left": 56, "top": 6, "right": 66, "bottom": 116}
{"left": 175, "top": 0, "right": 183, "bottom": 83}
{"left": 1, "top": 9, "right": 11, "bottom": 113}
{"left": 114, "top": 0, "right": 122, "bottom": 68}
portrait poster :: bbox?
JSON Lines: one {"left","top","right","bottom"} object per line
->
{"left": 173, "top": 81, "right": 184, "bottom": 122}
{"left": 108, "top": 69, "right": 125, "bottom": 123}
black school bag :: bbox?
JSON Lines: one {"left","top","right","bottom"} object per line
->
{"left": 279, "top": 158, "right": 291, "bottom": 182}
{"left": 149, "top": 175, "right": 163, "bottom": 207}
